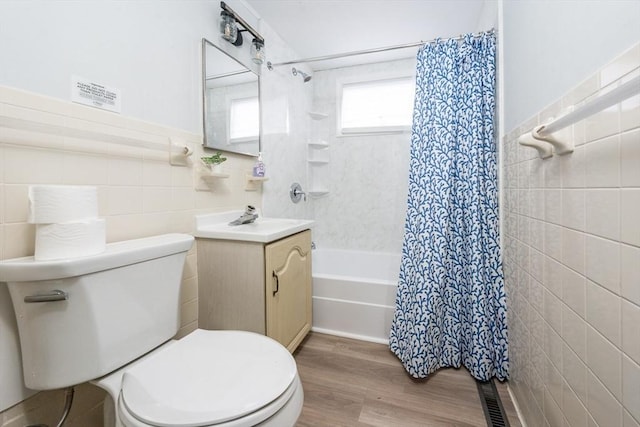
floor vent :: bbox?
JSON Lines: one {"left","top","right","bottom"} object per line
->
{"left": 476, "top": 379, "right": 510, "bottom": 427}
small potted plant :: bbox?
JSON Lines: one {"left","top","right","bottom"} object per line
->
{"left": 201, "top": 152, "right": 227, "bottom": 174}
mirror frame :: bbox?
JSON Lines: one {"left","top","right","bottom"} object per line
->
{"left": 201, "top": 38, "right": 261, "bottom": 157}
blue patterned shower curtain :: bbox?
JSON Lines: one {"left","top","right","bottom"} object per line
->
{"left": 389, "top": 32, "right": 508, "bottom": 381}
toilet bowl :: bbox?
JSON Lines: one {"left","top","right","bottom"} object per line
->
{"left": 0, "top": 233, "right": 303, "bottom": 426}
{"left": 94, "top": 330, "right": 303, "bottom": 427}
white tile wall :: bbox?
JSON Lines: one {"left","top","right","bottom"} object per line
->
{"left": 0, "top": 85, "right": 260, "bottom": 425}
{"left": 561, "top": 265, "right": 586, "bottom": 317}
{"left": 504, "top": 42, "right": 640, "bottom": 427}
{"left": 621, "top": 129, "right": 640, "bottom": 186}
{"left": 585, "top": 189, "right": 620, "bottom": 240}
{"left": 622, "top": 355, "right": 640, "bottom": 421}
{"left": 561, "top": 189, "right": 585, "bottom": 230}
{"left": 586, "top": 280, "right": 622, "bottom": 346}
{"left": 585, "top": 235, "right": 620, "bottom": 294}
{"left": 585, "top": 134, "right": 620, "bottom": 187}
{"left": 621, "top": 244, "right": 640, "bottom": 305}
{"left": 621, "top": 189, "right": 640, "bottom": 246}
{"left": 622, "top": 299, "right": 640, "bottom": 364}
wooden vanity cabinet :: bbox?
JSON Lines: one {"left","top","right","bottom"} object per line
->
{"left": 197, "top": 230, "right": 312, "bottom": 353}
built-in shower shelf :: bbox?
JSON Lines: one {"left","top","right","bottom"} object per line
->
{"left": 308, "top": 111, "right": 328, "bottom": 120}
{"left": 308, "top": 190, "right": 329, "bottom": 197}
{"left": 307, "top": 159, "right": 329, "bottom": 165}
{"left": 308, "top": 140, "right": 329, "bottom": 148}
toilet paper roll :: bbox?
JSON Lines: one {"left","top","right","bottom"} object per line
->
{"left": 34, "top": 219, "right": 106, "bottom": 261}
{"left": 28, "top": 185, "right": 98, "bottom": 224}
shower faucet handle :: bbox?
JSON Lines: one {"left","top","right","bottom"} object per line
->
{"left": 289, "top": 182, "right": 306, "bottom": 203}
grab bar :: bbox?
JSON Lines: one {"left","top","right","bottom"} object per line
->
{"left": 541, "top": 75, "right": 640, "bottom": 136}
{"left": 519, "top": 74, "right": 640, "bottom": 158}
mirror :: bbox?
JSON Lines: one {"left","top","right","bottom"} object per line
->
{"left": 202, "top": 38, "right": 260, "bottom": 156}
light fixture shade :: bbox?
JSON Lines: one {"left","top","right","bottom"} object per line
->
{"left": 219, "top": 11, "right": 237, "bottom": 43}
{"left": 251, "top": 39, "right": 265, "bottom": 65}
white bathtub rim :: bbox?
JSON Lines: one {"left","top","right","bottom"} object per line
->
{"left": 313, "top": 274, "right": 398, "bottom": 287}
{"left": 313, "top": 247, "right": 401, "bottom": 258}
{"left": 312, "top": 295, "right": 394, "bottom": 310}
{"left": 313, "top": 279, "right": 397, "bottom": 306}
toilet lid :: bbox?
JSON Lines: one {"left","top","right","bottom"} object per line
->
{"left": 120, "top": 329, "right": 297, "bottom": 427}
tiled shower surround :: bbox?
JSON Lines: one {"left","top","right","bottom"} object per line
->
{"left": 502, "top": 43, "right": 640, "bottom": 427}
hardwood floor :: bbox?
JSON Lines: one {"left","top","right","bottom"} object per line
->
{"left": 293, "top": 332, "right": 522, "bottom": 427}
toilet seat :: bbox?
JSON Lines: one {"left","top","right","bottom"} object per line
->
{"left": 115, "top": 329, "right": 299, "bottom": 427}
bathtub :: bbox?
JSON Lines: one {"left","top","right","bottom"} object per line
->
{"left": 311, "top": 249, "right": 400, "bottom": 344}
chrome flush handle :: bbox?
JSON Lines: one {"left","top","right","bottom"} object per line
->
{"left": 24, "top": 289, "right": 68, "bottom": 303}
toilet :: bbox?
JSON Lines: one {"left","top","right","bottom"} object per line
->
{"left": 0, "top": 233, "right": 303, "bottom": 426}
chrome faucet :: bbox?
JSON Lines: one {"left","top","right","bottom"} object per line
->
{"left": 228, "top": 205, "right": 259, "bottom": 226}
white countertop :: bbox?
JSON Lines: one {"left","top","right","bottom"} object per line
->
{"left": 194, "top": 211, "right": 314, "bottom": 243}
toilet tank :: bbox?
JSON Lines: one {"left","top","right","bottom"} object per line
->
{"left": 0, "top": 233, "right": 194, "bottom": 390}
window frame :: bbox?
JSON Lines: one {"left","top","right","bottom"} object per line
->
{"left": 336, "top": 73, "right": 415, "bottom": 137}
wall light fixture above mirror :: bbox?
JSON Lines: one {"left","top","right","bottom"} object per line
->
{"left": 218, "top": 1, "right": 266, "bottom": 65}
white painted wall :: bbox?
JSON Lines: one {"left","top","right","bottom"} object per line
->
{"left": 475, "top": 0, "right": 499, "bottom": 32}
{"left": 502, "top": 0, "right": 640, "bottom": 133}
{"left": 0, "top": 0, "right": 220, "bottom": 133}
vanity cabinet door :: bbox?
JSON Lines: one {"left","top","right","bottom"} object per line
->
{"left": 197, "top": 239, "right": 266, "bottom": 334}
{"left": 265, "top": 230, "right": 312, "bottom": 352}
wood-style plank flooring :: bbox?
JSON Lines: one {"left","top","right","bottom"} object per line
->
{"left": 293, "top": 332, "right": 522, "bottom": 427}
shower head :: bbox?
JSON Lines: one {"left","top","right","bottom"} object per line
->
{"left": 292, "top": 67, "right": 312, "bottom": 83}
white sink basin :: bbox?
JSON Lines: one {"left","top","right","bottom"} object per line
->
{"left": 194, "top": 211, "right": 314, "bottom": 243}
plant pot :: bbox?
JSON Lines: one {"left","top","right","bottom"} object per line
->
{"left": 210, "top": 164, "right": 225, "bottom": 174}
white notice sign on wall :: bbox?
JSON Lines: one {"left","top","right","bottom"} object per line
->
{"left": 71, "top": 75, "right": 121, "bottom": 113}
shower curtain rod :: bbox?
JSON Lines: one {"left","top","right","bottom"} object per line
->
{"left": 266, "top": 29, "right": 495, "bottom": 68}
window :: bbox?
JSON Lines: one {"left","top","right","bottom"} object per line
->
{"left": 339, "top": 77, "right": 414, "bottom": 134}
{"left": 229, "top": 96, "right": 259, "bottom": 142}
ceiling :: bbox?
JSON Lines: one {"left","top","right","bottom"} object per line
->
{"left": 244, "top": 0, "right": 487, "bottom": 70}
